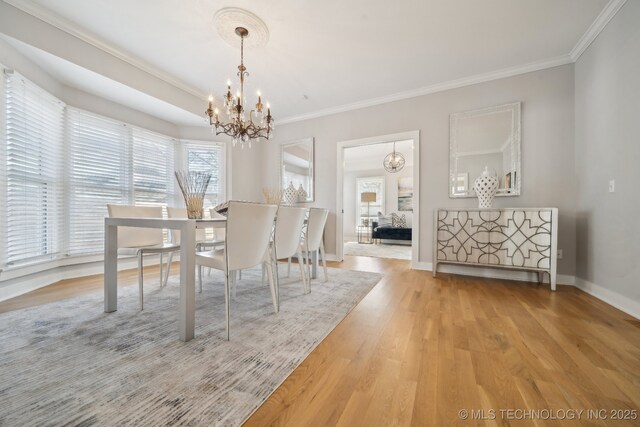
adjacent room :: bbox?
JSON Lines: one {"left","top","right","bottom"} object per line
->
{"left": 342, "top": 140, "right": 415, "bottom": 261}
{"left": 0, "top": 1, "right": 638, "bottom": 426}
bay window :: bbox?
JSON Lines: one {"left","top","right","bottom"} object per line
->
{"left": 1, "top": 68, "right": 225, "bottom": 271}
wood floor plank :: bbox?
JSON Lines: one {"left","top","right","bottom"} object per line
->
{"left": 1, "top": 256, "right": 639, "bottom": 426}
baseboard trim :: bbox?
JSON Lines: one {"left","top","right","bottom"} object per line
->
{"left": 412, "top": 261, "right": 574, "bottom": 285}
{"left": 574, "top": 276, "right": 640, "bottom": 320}
{"left": 0, "top": 255, "right": 170, "bottom": 302}
{"left": 412, "top": 262, "right": 638, "bottom": 320}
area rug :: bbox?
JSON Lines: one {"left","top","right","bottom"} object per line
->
{"left": 344, "top": 241, "right": 412, "bottom": 260}
{"left": 0, "top": 266, "right": 382, "bottom": 426}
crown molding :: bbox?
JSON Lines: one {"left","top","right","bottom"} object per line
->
{"left": 570, "top": 0, "right": 627, "bottom": 61}
{"left": 278, "top": 54, "right": 572, "bottom": 124}
{"left": 2, "top": 0, "right": 207, "bottom": 100}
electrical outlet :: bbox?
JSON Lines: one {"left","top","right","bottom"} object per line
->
{"left": 609, "top": 180, "right": 615, "bottom": 193}
{"left": 557, "top": 249, "right": 563, "bottom": 259}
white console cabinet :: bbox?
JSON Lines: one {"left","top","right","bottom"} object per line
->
{"left": 433, "top": 208, "right": 558, "bottom": 290}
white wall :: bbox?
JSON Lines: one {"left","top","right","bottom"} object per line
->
{"left": 574, "top": 1, "right": 640, "bottom": 314}
{"left": 263, "top": 65, "right": 577, "bottom": 275}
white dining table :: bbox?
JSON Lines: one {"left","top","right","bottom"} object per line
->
{"left": 103, "top": 217, "right": 226, "bottom": 342}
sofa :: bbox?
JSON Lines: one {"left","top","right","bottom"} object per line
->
{"left": 371, "top": 221, "right": 412, "bottom": 242}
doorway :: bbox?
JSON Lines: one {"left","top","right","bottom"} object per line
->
{"left": 336, "top": 131, "right": 420, "bottom": 266}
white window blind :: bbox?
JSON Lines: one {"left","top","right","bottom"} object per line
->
{"left": 0, "top": 68, "right": 228, "bottom": 272}
{"left": 185, "top": 142, "right": 225, "bottom": 210}
{"left": 2, "top": 71, "right": 65, "bottom": 266}
{"left": 133, "top": 128, "right": 175, "bottom": 207}
{"left": 356, "top": 176, "right": 385, "bottom": 227}
{"left": 67, "top": 108, "right": 130, "bottom": 256}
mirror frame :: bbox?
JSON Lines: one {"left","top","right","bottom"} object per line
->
{"left": 280, "top": 137, "right": 315, "bottom": 202}
{"left": 449, "top": 102, "right": 521, "bottom": 198}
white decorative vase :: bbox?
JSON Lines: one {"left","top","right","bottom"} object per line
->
{"left": 473, "top": 166, "right": 499, "bottom": 208}
{"left": 297, "top": 184, "right": 308, "bottom": 202}
{"left": 282, "top": 182, "right": 298, "bottom": 206}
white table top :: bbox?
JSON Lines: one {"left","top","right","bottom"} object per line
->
{"left": 104, "top": 217, "right": 226, "bottom": 229}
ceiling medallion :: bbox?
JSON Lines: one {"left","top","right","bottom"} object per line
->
{"left": 205, "top": 8, "right": 274, "bottom": 147}
{"left": 383, "top": 142, "right": 405, "bottom": 173}
{"left": 213, "top": 8, "right": 269, "bottom": 49}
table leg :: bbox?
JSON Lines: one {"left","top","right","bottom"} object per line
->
{"left": 104, "top": 222, "right": 118, "bottom": 313}
{"left": 179, "top": 220, "right": 196, "bottom": 342}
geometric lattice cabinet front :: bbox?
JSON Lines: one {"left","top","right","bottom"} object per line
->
{"left": 433, "top": 208, "right": 558, "bottom": 290}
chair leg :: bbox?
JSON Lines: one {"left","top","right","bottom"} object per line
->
{"left": 224, "top": 271, "right": 230, "bottom": 341}
{"left": 138, "top": 252, "right": 144, "bottom": 311}
{"left": 159, "top": 252, "right": 163, "bottom": 287}
{"left": 272, "top": 247, "right": 280, "bottom": 310}
{"left": 297, "top": 250, "right": 309, "bottom": 294}
{"left": 231, "top": 271, "right": 237, "bottom": 298}
{"left": 265, "top": 254, "right": 278, "bottom": 313}
{"left": 262, "top": 263, "right": 266, "bottom": 286}
{"left": 164, "top": 252, "right": 173, "bottom": 287}
{"left": 306, "top": 250, "right": 313, "bottom": 283}
{"left": 287, "top": 257, "right": 291, "bottom": 277}
{"left": 198, "top": 265, "right": 203, "bottom": 293}
{"left": 320, "top": 241, "right": 328, "bottom": 282}
{"left": 239, "top": 270, "right": 242, "bottom": 280}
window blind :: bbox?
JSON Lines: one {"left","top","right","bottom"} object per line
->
{"left": 66, "top": 108, "right": 131, "bottom": 256}
{"left": 2, "top": 71, "right": 65, "bottom": 266}
{"left": 133, "top": 128, "right": 175, "bottom": 208}
{"left": 185, "top": 142, "right": 225, "bottom": 210}
{"left": 357, "top": 176, "right": 385, "bottom": 226}
{"left": 0, "top": 69, "right": 228, "bottom": 271}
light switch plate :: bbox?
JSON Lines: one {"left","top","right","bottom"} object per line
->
{"left": 609, "top": 180, "right": 615, "bottom": 193}
{"left": 557, "top": 249, "right": 563, "bottom": 259}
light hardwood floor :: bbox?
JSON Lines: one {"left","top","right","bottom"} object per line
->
{"left": 1, "top": 257, "right": 639, "bottom": 426}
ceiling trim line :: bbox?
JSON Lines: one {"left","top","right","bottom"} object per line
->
{"left": 569, "top": 0, "right": 627, "bottom": 61}
{"left": 278, "top": 55, "right": 572, "bottom": 125}
{"left": 2, "top": 0, "right": 207, "bottom": 100}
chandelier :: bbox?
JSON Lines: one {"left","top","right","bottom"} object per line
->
{"left": 205, "top": 27, "right": 273, "bottom": 147}
{"left": 383, "top": 142, "right": 405, "bottom": 173}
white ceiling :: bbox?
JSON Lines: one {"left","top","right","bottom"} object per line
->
{"left": 3, "top": 0, "right": 611, "bottom": 124}
{"left": 344, "top": 140, "right": 414, "bottom": 172}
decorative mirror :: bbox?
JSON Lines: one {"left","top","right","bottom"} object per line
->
{"left": 449, "top": 102, "right": 521, "bottom": 198}
{"left": 280, "top": 137, "right": 314, "bottom": 202}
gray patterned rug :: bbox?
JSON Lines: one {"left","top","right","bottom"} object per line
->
{"left": 0, "top": 266, "right": 381, "bottom": 426}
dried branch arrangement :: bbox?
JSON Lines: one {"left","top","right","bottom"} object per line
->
{"left": 175, "top": 171, "right": 212, "bottom": 219}
{"left": 262, "top": 187, "right": 282, "bottom": 205}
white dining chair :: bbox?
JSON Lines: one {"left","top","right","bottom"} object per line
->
{"left": 263, "top": 206, "right": 308, "bottom": 294}
{"left": 107, "top": 204, "right": 180, "bottom": 310}
{"left": 165, "top": 207, "right": 224, "bottom": 284}
{"left": 196, "top": 201, "right": 278, "bottom": 340}
{"left": 209, "top": 208, "right": 227, "bottom": 243}
{"left": 301, "top": 208, "right": 329, "bottom": 284}
{"left": 209, "top": 207, "right": 237, "bottom": 280}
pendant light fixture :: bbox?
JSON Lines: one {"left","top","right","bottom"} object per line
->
{"left": 205, "top": 26, "right": 273, "bottom": 147}
{"left": 383, "top": 142, "right": 405, "bottom": 173}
